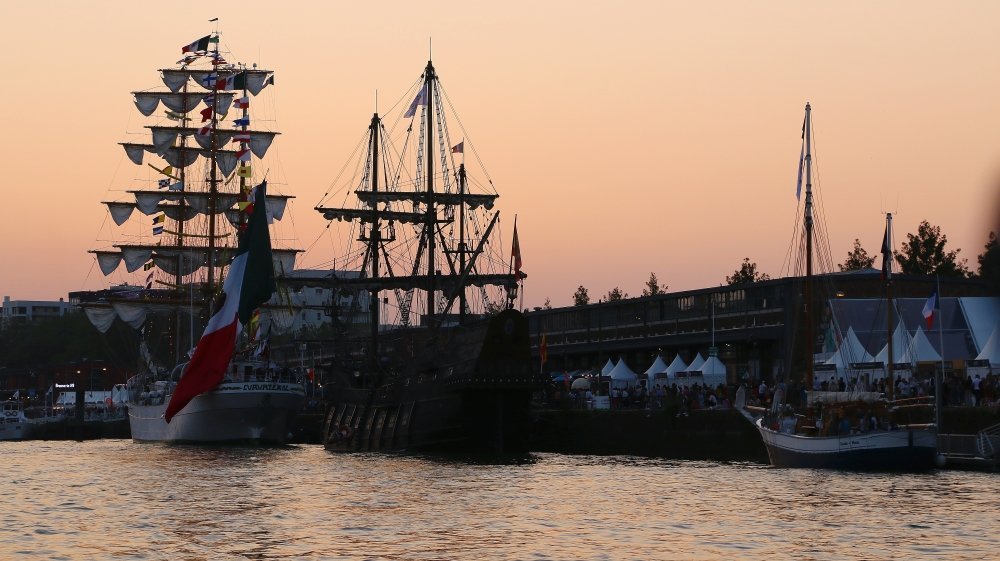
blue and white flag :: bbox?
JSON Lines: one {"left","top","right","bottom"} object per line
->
{"left": 404, "top": 87, "right": 427, "bottom": 118}
{"left": 200, "top": 73, "right": 219, "bottom": 89}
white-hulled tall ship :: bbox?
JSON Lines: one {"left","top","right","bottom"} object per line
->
{"left": 83, "top": 30, "right": 305, "bottom": 444}
{"left": 307, "top": 58, "right": 536, "bottom": 454}
{"left": 736, "top": 103, "right": 937, "bottom": 470}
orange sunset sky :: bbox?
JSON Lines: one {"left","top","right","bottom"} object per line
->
{"left": 1, "top": 1, "right": 998, "bottom": 309}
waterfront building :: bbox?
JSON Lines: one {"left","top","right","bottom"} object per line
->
{"left": 527, "top": 270, "right": 996, "bottom": 387}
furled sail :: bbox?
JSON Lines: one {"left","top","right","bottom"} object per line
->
{"left": 125, "top": 190, "right": 292, "bottom": 218}
{"left": 86, "top": 34, "right": 303, "bottom": 345}
{"left": 133, "top": 92, "right": 235, "bottom": 117}
{"left": 147, "top": 126, "right": 278, "bottom": 158}
{"left": 90, "top": 246, "right": 298, "bottom": 278}
{"left": 354, "top": 191, "right": 498, "bottom": 210}
{"left": 119, "top": 143, "right": 239, "bottom": 175}
{"left": 318, "top": 207, "right": 426, "bottom": 225}
{"left": 159, "top": 69, "right": 274, "bottom": 96}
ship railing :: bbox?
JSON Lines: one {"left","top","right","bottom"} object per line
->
{"left": 976, "top": 422, "right": 1000, "bottom": 459}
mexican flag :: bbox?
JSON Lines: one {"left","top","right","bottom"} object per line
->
{"left": 218, "top": 71, "right": 248, "bottom": 91}
{"left": 181, "top": 35, "right": 218, "bottom": 54}
{"left": 165, "top": 181, "right": 276, "bottom": 422}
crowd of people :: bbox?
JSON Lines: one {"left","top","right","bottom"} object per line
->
{"left": 545, "top": 379, "right": 735, "bottom": 414}
{"left": 544, "top": 369, "right": 1000, "bottom": 413}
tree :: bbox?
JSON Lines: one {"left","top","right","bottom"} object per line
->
{"left": 542, "top": 297, "right": 552, "bottom": 310}
{"left": 978, "top": 231, "right": 1000, "bottom": 291}
{"left": 726, "top": 257, "right": 770, "bottom": 285}
{"left": 894, "top": 220, "right": 970, "bottom": 277}
{"left": 605, "top": 287, "right": 627, "bottom": 301}
{"left": 572, "top": 285, "right": 590, "bottom": 306}
{"left": 641, "top": 272, "right": 668, "bottom": 296}
{"left": 838, "top": 238, "right": 875, "bottom": 271}
{"left": 0, "top": 313, "right": 139, "bottom": 370}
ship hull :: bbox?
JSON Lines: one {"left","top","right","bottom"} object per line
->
{"left": 755, "top": 417, "right": 937, "bottom": 471}
{"left": 0, "top": 422, "right": 31, "bottom": 441}
{"left": 322, "top": 309, "right": 536, "bottom": 454}
{"left": 129, "top": 383, "right": 305, "bottom": 445}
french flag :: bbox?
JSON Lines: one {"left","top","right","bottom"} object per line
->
{"left": 922, "top": 289, "right": 939, "bottom": 330}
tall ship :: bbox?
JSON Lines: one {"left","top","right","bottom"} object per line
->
{"left": 737, "top": 103, "right": 937, "bottom": 470}
{"left": 83, "top": 30, "right": 305, "bottom": 444}
{"left": 309, "top": 59, "right": 536, "bottom": 454}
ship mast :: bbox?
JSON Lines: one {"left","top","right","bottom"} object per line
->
{"left": 885, "top": 212, "right": 895, "bottom": 400}
{"left": 458, "top": 162, "right": 467, "bottom": 323}
{"left": 368, "top": 113, "right": 383, "bottom": 371}
{"left": 803, "top": 102, "right": 814, "bottom": 393}
{"left": 424, "top": 60, "right": 437, "bottom": 323}
{"left": 206, "top": 40, "right": 221, "bottom": 298}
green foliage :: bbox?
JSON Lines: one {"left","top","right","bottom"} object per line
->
{"left": 838, "top": 238, "right": 875, "bottom": 271}
{"left": 572, "top": 285, "right": 590, "bottom": 306}
{"left": 642, "top": 272, "right": 668, "bottom": 296}
{"left": 605, "top": 287, "right": 628, "bottom": 301}
{"left": 726, "top": 257, "right": 770, "bottom": 285}
{"left": 894, "top": 220, "right": 970, "bottom": 277}
{"left": 977, "top": 231, "right": 1000, "bottom": 292}
{"left": 0, "top": 313, "right": 139, "bottom": 370}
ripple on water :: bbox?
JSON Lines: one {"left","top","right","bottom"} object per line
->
{"left": 1, "top": 443, "right": 998, "bottom": 560}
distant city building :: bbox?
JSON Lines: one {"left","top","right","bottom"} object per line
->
{"left": 275, "top": 269, "right": 369, "bottom": 333}
{"left": 1, "top": 296, "right": 74, "bottom": 330}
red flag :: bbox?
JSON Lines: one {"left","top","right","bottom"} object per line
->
{"left": 512, "top": 224, "right": 526, "bottom": 280}
{"left": 200, "top": 106, "right": 213, "bottom": 122}
{"left": 451, "top": 141, "right": 464, "bottom": 154}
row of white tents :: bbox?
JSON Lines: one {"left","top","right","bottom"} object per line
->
{"left": 821, "top": 322, "right": 1000, "bottom": 382}
{"left": 565, "top": 354, "right": 727, "bottom": 390}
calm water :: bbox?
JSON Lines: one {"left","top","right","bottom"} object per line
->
{"left": 1, "top": 441, "right": 996, "bottom": 560}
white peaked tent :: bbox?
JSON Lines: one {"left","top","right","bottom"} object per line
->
{"left": 875, "top": 322, "right": 914, "bottom": 366}
{"left": 600, "top": 358, "right": 616, "bottom": 376}
{"left": 905, "top": 326, "right": 942, "bottom": 363}
{"left": 824, "top": 326, "right": 876, "bottom": 370}
{"left": 664, "top": 355, "right": 688, "bottom": 379}
{"left": 645, "top": 355, "right": 670, "bottom": 388}
{"left": 608, "top": 360, "right": 639, "bottom": 389}
{"left": 696, "top": 356, "right": 727, "bottom": 387}
{"left": 645, "top": 356, "right": 669, "bottom": 375}
{"left": 687, "top": 353, "right": 706, "bottom": 372}
{"left": 975, "top": 324, "right": 1000, "bottom": 367}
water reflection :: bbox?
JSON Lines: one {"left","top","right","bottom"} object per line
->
{"left": 1, "top": 441, "right": 998, "bottom": 560}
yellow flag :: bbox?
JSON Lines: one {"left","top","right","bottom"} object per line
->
{"left": 237, "top": 201, "right": 252, "bottom": 211}
{"left": 237, "top": 165, "right": 251, "bottom": 178}
{"left": 147, "top": 164, "right": 177, "bottom": 179}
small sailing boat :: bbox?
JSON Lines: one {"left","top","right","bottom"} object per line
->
{"left": 736, "top": 103, "right": 938, "bottom": 470}
{"left": 310, "top": 58, "right": 535, "bottom": 453}
{"left": 83, "top": 30, "right": 305, "bottom": 444}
